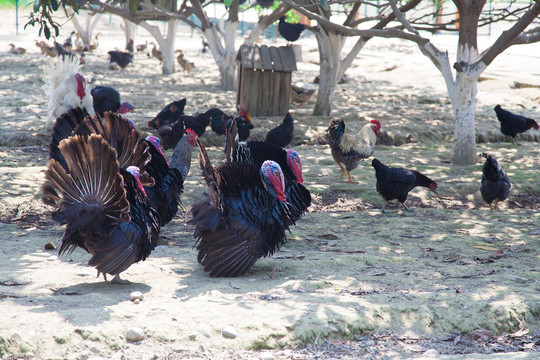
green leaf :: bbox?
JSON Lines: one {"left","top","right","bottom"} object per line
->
{"left": 128, "top": 0, "right": 140, "bottom": 15}
{"left": 33, "top": 0, "right": 40, "bottom": 12}
{"left": 319, "top": 0, "right": 328, "bottom": 10}
{"left": 224, "top": 0, "right": 233, "bottom": 6}
{"left": 50, "top": 0, "right": 59, "bottom": 11}
{"left": 44, "top": 25, "right": 50, "bottom": 39}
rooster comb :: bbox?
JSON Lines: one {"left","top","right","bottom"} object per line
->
{"left": 185, "top": 128, "right": 197, "bottom": 137}
{"left": 370, "top": 119, "right": 381, "bottom": 130}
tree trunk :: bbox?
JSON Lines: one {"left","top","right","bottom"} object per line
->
{"left": 213, "top": 21, "right": 238, "bottom": 91}
{"left": 450, "top": 74, "right": 478, "bottom": 165}
{"left": 67, "top": 8, "right": 102, "bottom": 46}
{"left": 123, "top": 18, "right": 136, "bottom": 49}
{"left": 313, "top": 31, "right": 344, "bottom": 116}
{"left": 138, "top": 20, "right": 177, "bottom": 74}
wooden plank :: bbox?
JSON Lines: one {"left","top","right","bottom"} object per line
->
{"left": 272, "top": 72, "right": 284, "bottom": 116}
{"left": 258, "top": 71, "right": 269, "bottom": 116}
{"left": 259, "top": 45, "right": 273, "bottom": 71}
{"left": 239, "top": 44, "right": 253, "bottom": 69}
{"left": 278, "top": 46, "right": 297, "bottom": 72}
{"left": 244, "top": 71, "right": 258, "bottom": 116}
{"left": 279, "top": 72, "right": 292, "bottom": 115}
{"left": 269, "top": 46, "right": 284, "bottom": 72}
{"left": 236, "top": 65, "right": 243, "bottom": 110}
{"left": 252, "top": 46, "right": 263, "bottom": 70}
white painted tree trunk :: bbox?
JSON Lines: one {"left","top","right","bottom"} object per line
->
{"left": 313, "top": 31, "right": 344, "bottom": 116}
{"left": 203, "top": 22, "right": 238, "bottom": 90}
{"left": 449, "top": 77, "right": 478, "bottom": 165}
{"left": 67, "top": 8, "right": 102, "bottom": 46}
{"left": 123, "top": 18, "right": 136, "bottom": 48}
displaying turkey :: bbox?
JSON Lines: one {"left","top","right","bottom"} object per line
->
{"left": 144, "top": 130, "right": 197, "bottom": 227}
{"left": 41, "top": 133, "right": 160, "bottom": 283}
{"left": 190, "top": 138, "right": 294, "bottom": 277}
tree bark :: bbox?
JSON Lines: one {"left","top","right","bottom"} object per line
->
{"left": 67, "top": 8, "right": 102, "bottom": 46}
{"left": 313, "top": 31, "right": 344, "bottom": 116}
{"left": 123, "top": 18, "right": 136, "bottom": 50}
{"left": 138, "top": 20, "right": 177, "bottom": 74}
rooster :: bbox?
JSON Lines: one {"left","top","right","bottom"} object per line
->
{"left": 44, "top": 55, "right": 94, "bottom": 130}
{"left": 494, "top": 105, "right": 539, "bottom": 145}
{"left": 278, "top": 16, "right": 305, "bottom": 43}
{"left": 371, "top": 159, "right": 438, "bottom": 213}
{"left": 480, "top": 153, "right": 511, "bottom": 210}
{"left": 326, "top": 117, "right": 381, "bottom": 183}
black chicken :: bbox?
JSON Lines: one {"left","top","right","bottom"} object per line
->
{"left": 211, "top": 105, "right": 253, "bottom": 141}
{"left": 278, "top": 16, "right": 305, "bottom": 43}
{"left": 54, "top": 41, "right": 74, "bottom": 57}
{"left": 62, "top": 31, "right": 75, "bottom": 51}
{"left": 480, "top": 153, "right": 511, "bottom": 210}
{"left": 265, "top": 112, "right": 294, "bottom": 147}
{"left": 494, "top": 105, "right": 539, "bottom": 144}
{"left": 41, "top": 132, "right": 160, "bottom": 284}
{"left": 371, "top": 159, "right": 438, "bottom": 213}
{"left": 148, "top": 99, "right": 187, "bottom": 130}
{"left": 144, "top": 130, "right": 197, "bottom": 226}
{"left": 91, "top": 85, "right": 134, "bottom": 117}
{"left": 226, "top": 119, "right": 311, "bottom": 225}
{"left": 190, "top": 138, "right": 294, "bottom": 277}
{"left": 108, "top": 50, "right": 134, "bottom": 69}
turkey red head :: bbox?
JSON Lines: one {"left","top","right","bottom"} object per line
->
{"left": 126, "top": 166, "right": 147, "bottom": 196}
{"left": 260, "top": 160, "right": 286, "bottom": 202}
{"left": 118, "top": 102, "right": 135, "bottom": 114}
{"left": 370, "top": 119, "right": 381, "bottom": 135}
{"left": 286, "top": 149, "right": 304, "bottom": 184}
{"left": 146, "top": 135, "right": 165, "bottom": 159}
{"left": 185, "top": 128, "right": 198, "bottom": 147}
{"left": 75, "top": 73, "right": 86, "bottom": 99}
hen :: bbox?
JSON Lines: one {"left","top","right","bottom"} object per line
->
{"left": 9, "top": 43, "right": 26, "bottom": 55}
{"left": 480, "top": 153, "right": 511, "bottom": 210}
{"left": 42, "top": 115, "right": 160, "bottom": 283}
{"left": 494, "top": 105, "right": 539, "bottom": 144}
{"left": 290, "top": 84, "right": 316, "bottom": 106}
{"left": 176, "top": 50, "right": 196, "bottom": 73}
{"left": 144, "top": 130, "right": 197, "bottom": 227}
{"left": 226, "top": 119, "right": 311, "bottom": 226}
{"left": 44, "top": 55, "right": 95, "bottom": 129}
{"left": 371, "top": 158, "right": 438, "bottom": 213}
{"left": 326, "top": 117, "right": 381, "bottom": 183}
{"left": 211, "top": 105, "right": 253, "bottom": 141}
{"left": 265, "top": 112, "right": 294, "bottom": 147}
{"left": 190, "top": 138, "right": 294, "bottom": 277}
{"left": 108, "top": 50, "right": 133, "bottom": 69}
{"left": 278, "top": 16, "right": 305, "bottom": 43}
{"left": 91, "top": 85, "right": 134, "bottom": 117}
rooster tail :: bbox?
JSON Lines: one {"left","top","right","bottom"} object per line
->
{"left": 43, "top": 134, "right": 131, "bottom": 237}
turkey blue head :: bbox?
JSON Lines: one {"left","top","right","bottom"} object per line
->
{"left": 126, "top": 166, "right": 146, "bottom": 196}
{"left": 146, "top": 135, "right": 165, "bottom": 159}
{"left": 260, "top": 161, "right": 286, "bottom": 202}
{"left": 286, "top": 149, "right": 304, "bottom": 184}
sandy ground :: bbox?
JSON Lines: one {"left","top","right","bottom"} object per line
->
{"left": 1, "top": 7, "right": 539, "bottom": 360}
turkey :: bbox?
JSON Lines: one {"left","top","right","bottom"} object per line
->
{"left": 190, "top": 138, "right": 294, "bottom": 277}
{"left": 480, "top": 153, "right": 511, "bottom": 209}
{"left": 41, "top": 133, "right": 160, "bottom": 283}
{"left": 44, "top": 55, "right": 94, "bottom": 129}
{"left": 144, "top": 130, "right": 197, "bottom": 227}
{"left": 91, "top": 85, "right": 134, "bottom": 117}
{"left": 225, "top": 118, "right": 311, "bottom": 226}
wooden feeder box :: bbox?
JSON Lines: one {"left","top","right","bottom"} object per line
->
{"left": 236, "top": 44, "right": 297, "bottom": 117}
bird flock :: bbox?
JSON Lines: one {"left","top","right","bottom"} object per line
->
{"left": 34, "top": 38, "right": 537, "bottom": 283}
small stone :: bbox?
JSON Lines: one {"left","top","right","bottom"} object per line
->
{"left": 47, "top": 255, "right": 58, "bottom": 261}
{"left": 130, "top": 291, "right": 144, "bottom": 301}
{"left": 133, "top": 299, "right": 140, "bottom": 304}
{"left": 126, "top": 327, "right": 145, "bottom": 342}
{"left": 423, "top": 349, "right": 439, "bottom": 356}
{"left": 222, "top": 326, "right": 237, "bottom": 339}
{"left": 260, "top": 352, "right": 275, "bottom": 360}
{"left": 198, "top": 324, "right": 212, "bottom": 338}
{"left": 325, "top": 323, "right": 338, "bottom": 332}
{"left": 188, "top": 333, "right": 197, "bottom": 341}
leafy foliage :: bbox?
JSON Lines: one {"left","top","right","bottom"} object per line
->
{"left": 25, "top": 0, "right": 86, "bottom": 39}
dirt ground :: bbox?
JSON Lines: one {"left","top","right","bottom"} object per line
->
{"left": 1, "top": 8, "right": 539, "bottom": 360}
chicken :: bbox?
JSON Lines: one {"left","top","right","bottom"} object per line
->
{"left": 43, "top": 55, "right": 95, "bottom": 129}
{"left": 226, "top": 119, "right": 311, "bottom": 226}
{"left": 137, "top": 41, "right": 148, "bottom": 52}
{"left": 190, "top": 138, "right": 294, "bottom": 277}
{"left": 150, "top": 43, "right": 163, "bottom": 62}
{"left": 265, "top": 112, "right": 294, "bottom": 147}
{"left": 228, "top": 105, "right": 253, "bottom": 141}
{"left": 62, "top": 31, "right": 75, "bottom": 51}
{"left": 89, "top": 33, "right": 100, "bottom": 51}
{"left": 290, "top": 84, "right": 316, "bottom": 106}
{"left": 494, "top": 105, "right": 539, "bottom": 144}
{"left": 144, "top": 130, "right": 197, "bottom": 227}
{"left": 91, "top": 85, "right": 134, "bottom": 117}
{"left": 326, "top": 117, "right": 381, "bottom": 183}
{"left": 183, "top": 108, "right": 226, "bottom": 137}
{"left": 126, "top": 39, "right": 134, "bottom": 53}
{"left": 480, "top": 153, "right": 511, "bottom": 210}
{"left": 42, "top": 110, "right": 160, "bottom": 283}
{"left": 108, "top": 50, "right": 133, "bottom": 69}
{"left": 54, "top": 41, "right": 74, "bottom": 57}
{"left": 278, "top": 16, "right": 305, "bottom": 43}
{"left": 35, "top": 40, "right": 58, "bottom": 57}
{"left": 9, "top": 43, "right": 26, "bottom": 55}
{"left": 371, "top": 158, "right": 438, "bottom": 213}
{"left": 175, "top": 50, "right": 196, "bottom": 73}
{"left": 74, "top": 33, "right": 85, "bottom": 52}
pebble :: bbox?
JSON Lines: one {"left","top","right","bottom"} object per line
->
{"left": 422, "top": 349, "right": 439, "bottom": 357}
{"left": 47, "top": 255, "right": 58, "bottom": 261}
{"left": 130, "top": 291, "right": 144, "bottom": 301}
{"left": 198, "top": 324, "right": 212, "bottom": 338}
{"left": 259, "top": 353, "right": 275, "bottom": 360}
{"left": 126, "top": 327, "right": 145, "bottom": 342}
{"left": 221, "top": 326, "right": 237, "bottom": 339}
